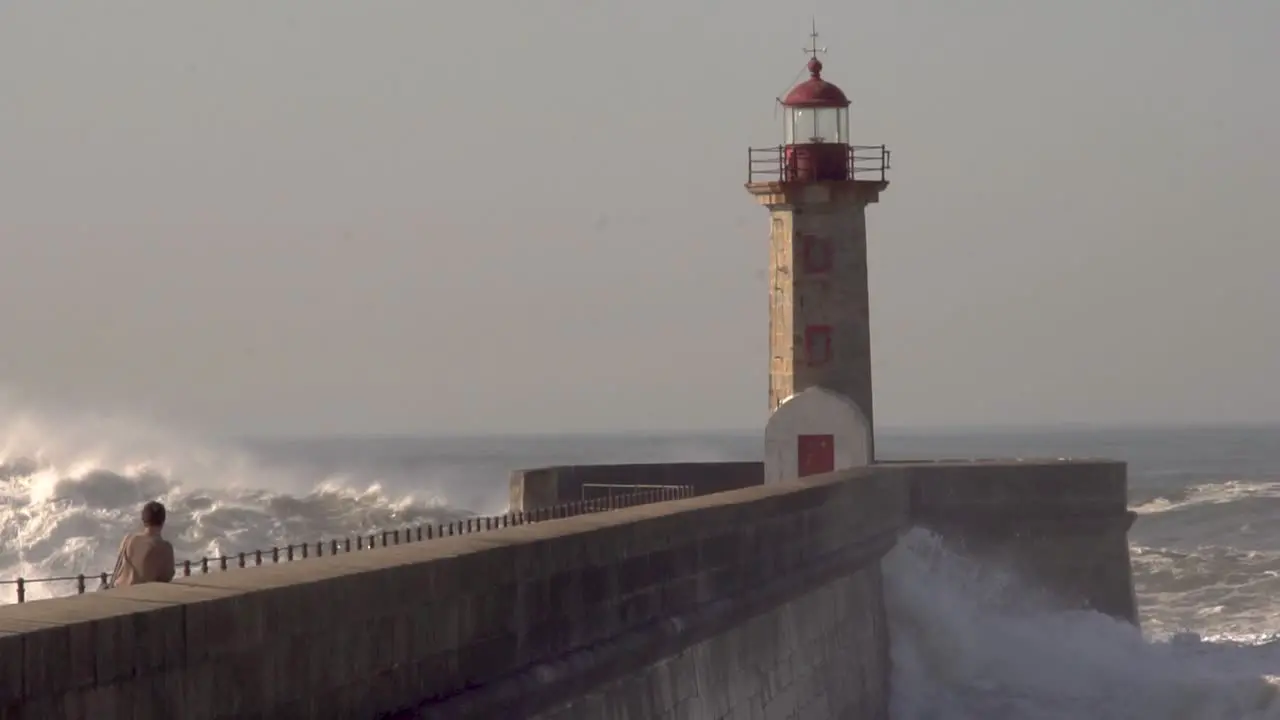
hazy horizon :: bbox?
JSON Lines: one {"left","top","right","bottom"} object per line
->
{"left": 226, "top": 419, "right": 1280, "bottom": 444}
{"left": 2, "top": 1, "right": 1277, "bottom": 438}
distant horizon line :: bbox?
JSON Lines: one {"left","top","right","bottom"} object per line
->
{"left": 228, "top": 419, "right": 1280, "bottom": 442}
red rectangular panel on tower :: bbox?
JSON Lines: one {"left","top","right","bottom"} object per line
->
{"left": 805, "top": 325, "right": 833, "bottom": 367}
{"left": 797, "top": 434, "right": 835, "bottom": 477}
{"left": 799, "top": 234, "right": 833, "bottom": 275}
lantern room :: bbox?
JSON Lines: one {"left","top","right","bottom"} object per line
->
{"left": 782, "top": 57, "right": 850, "bottom": 146}
{"left": 780, "top": 56, "right": 852, "bottom": 182}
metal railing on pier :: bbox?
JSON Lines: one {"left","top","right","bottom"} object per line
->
{"left": 581, "top": 483, "right": 691, "bottom": 501}
{"left": 0, "top": 485, "right": 693, "bottom": 604}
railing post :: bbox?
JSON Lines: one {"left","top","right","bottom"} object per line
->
{"left": 272, "top": 547, "right": 280, "bottom": 563}
{"left": 77, "top": 574, "right": 86, "bottom": 594}
{"left": 183, "top": 561, "right": 191, "bottom": 577}
{"left": 239, "top": 552, "right": 247, "bottom": 568}
{"left": 220, "top": 556, "right": 228, "bottom": 571}
{"left": 300, "top": 543, "right": 308, "bottom": 559}
{"left": 255, "top": 550, "right": 263, "bottom": 566}
{"left": 287, "top": 546, "right": 295, "bottom": 561}
{"left": 426, "top": 525, "right": 434, "bottom": 539}
{"left": 100, "top": 572, "right": 109, "bottom": 589}
{"left": 416, "top": 526, "right": 423, "bottom": 542}
{"left": 331, "top": 539, "right": 339, "bottom": 555}
{"left": 345, "top": 538, "right": 352, "bottom": 552}
{"left": 201, "top": 557, "right": 209, "bottom": 574}
{"left": 16, "top": 578, "right": 24, "bottom": 603}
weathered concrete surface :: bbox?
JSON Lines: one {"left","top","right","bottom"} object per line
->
{"left": 531, "top": 569, "right": 887, "bottom": 720}
{"left": 888, "top": 458, "right": 1138, "bottom": 623}
{"left": 0, "top": 467, "right": 903, "bottom": 720}
{"left": 511, "top": 461, "right": 763, "bottom": 511}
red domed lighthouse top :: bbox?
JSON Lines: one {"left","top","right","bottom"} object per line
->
{"left": 745, "top": 24, "right": 891, "bottom": 186}
{"left": 781, "top": 57, "right": 850, "bottom": 108}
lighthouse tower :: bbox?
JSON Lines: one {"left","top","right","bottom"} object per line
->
{"left": 749, "top": 32, "right": 890, "bottom": 481}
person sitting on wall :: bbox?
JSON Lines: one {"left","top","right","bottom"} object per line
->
{"left": 106, "top": 500, "right": 177, "bottom": 588}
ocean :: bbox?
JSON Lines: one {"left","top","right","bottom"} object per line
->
{"left": 3, "top": 417, "right": 1280, "bottom": 718}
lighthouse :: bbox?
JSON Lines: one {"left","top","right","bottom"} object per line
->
{"left": 750, "top": 31, "right": 891, "bottom": 482}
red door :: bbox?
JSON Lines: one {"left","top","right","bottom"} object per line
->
{"left": 797, "top": 434, "right": 835, "bottom": 477}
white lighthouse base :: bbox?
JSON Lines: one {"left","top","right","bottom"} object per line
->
{"left": 764, "top": 387, "right": 871, "bottom": 485}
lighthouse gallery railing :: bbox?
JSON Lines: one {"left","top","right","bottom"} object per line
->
{"left": 747, "top": 144, "right": 890, "bottom": 184}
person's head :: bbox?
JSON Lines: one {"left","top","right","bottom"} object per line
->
{"left": 141, "top": 501, "right": 167, "bottom": 530}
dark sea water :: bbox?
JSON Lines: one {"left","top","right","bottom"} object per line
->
{"left": 4, "top": 419, "right": 1280, "bottom": 717}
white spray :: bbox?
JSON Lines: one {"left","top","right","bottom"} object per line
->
{"left": 883, "top": 529, "right": 1280, "bottom": 719}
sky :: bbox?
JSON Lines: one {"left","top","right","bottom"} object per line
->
{"left": 0, "top": 1, "right": 1277, "bottom": 436}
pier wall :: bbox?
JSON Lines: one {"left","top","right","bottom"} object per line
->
{"left": 0, "top": 458, "right": 1134, "bottom": 719}
{"left": 510, "top": 461, "right": 763, "bottom": 511}
{"left": 0, "top": 468, "right": 902, "bottom": 720}
{"left": 889, "top": 459, "right": 1137, "bottom": 623}
{"left": 510, "top": 457, "right": 1136, "bottom": 623}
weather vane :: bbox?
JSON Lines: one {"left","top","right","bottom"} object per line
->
{"left": 803, "top": 19, "right": 827, "bottom": 60}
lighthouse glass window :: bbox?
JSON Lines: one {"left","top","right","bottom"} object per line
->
{"left": 787, "top": 107, "right": 846, "bottom": 144}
